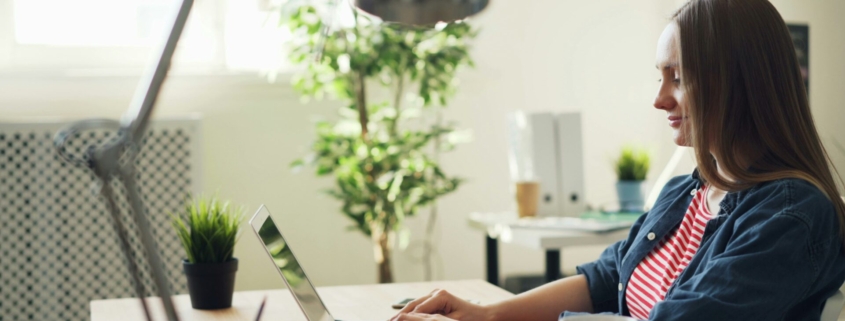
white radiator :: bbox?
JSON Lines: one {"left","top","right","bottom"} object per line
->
{"left": 0, "top": 117, "right": 202, "bottom": 321}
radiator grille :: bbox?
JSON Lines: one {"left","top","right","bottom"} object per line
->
{"left": 0, "top": 119, "right": 200, "bottom": 321}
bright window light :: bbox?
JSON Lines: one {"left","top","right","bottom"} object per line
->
{"left": 224, "top": 0, "right": 291, "bottom": 72}
{"left": 7, "top": 0, "right": 317, "bottom": 72}
{"left": 13, "top": 0, "right": 178, "bottom": 47}
{"left": 222, "top": 0, "right": 357, "bottom": 73}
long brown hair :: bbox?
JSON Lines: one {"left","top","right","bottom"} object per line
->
{"left": 673, "top": 0, "right": 845, "bottom": 242}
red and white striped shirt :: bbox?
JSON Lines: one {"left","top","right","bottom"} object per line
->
{"left": 625, "top": 185, "right": 714, "bottom": 319}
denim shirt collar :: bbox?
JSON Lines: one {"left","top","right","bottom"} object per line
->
{"left": 618, "top": 175, "right": 697, "bottom": 295}
{"left": 691, "top": 167, "right": 742, "bottom": 216}
{"left": 618, "top": 168, "right": 732, "bottom": 313}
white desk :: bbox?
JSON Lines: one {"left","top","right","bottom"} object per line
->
{"left": 91, "top": 280, "right": 513, "bottom": 321}
{"left": 468, "top": 212, "right": 632, "bottom": 285}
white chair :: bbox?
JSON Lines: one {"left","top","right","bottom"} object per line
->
{"left": 821, "top": 283, "right": 845, "bottom": 321}
{"left": 828, "top": 199, "right": 845, "bottom": 321}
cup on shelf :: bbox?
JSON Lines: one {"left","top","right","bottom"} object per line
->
{"left": 515, "top": 181, "right": 540, "bottom": 218}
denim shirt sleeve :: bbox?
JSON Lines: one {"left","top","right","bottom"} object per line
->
{"left": 649, "top": 210, "right": 827, "bottom": 321}
{"left": 576, "top": 213, "right": 648, "bottom": 314}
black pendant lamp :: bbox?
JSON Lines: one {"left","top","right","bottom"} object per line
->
{"left": 352, "top": 0, "right": 489, "bottom": 25}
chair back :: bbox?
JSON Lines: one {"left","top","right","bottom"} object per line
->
{"left": 821, "top": 283, "right": 845, "bottom": 321}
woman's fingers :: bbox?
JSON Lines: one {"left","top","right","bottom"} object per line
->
{"left": 392, "top": 289, "right": 462, "bottom": 321}
{"left": 397, "top": 288, "right": 439, "bottom": 315}
{"left": 391, "top": 312, "right": 426, "bottom": 321}
{"left": 391, "top": 312, "right": 456, "bottom": 321}
{"left": 412, "top": 289, "right": 460, "bottom": 315}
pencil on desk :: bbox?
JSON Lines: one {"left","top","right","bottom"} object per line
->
{"left": 254, "top": 295, "right": 267, "bottom": 321}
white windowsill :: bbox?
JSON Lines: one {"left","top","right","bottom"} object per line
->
{"left": 0, "top": 65, "right": 297, "bottom": 81}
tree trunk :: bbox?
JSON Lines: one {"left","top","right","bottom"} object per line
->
{"left": 390, "top": 72, "right": 404, "bottom": 136}
{"left": 372, "top": 224, "right": 394, "bottom": 283}
{"left": 423, "top": 111, "right": 443, "bottom": 281}
{"left": 355, "top": 71, "right": 369, "bottom": 142}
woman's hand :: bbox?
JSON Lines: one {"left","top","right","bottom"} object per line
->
{"left": 390, "top": 312, "right": 459, "bottom": 321}
{"left": 389, "top": 289, "right": 494, "bottom": 321}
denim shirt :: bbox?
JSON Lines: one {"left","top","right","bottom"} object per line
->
{"left": 576, "top": 170, "right": 845, "bottom": 320}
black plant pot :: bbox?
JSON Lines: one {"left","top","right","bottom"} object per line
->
{"left": 183, "top": 258, "right": 238, "bottom": 310}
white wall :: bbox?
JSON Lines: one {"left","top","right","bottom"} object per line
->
{"left": 425, "top": 0, "right": 688, "bottom": 282}
{"left": 769, "top": 0, "right": 845, "bottom": 182}
{"left": 1, "top": 0, "right": 843, "bottom": 292}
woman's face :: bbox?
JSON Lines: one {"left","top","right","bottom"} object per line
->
{"left": 654, "top": 23, "right": 690, "bottom": 147}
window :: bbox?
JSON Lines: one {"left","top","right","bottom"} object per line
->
{"left": 2, "top": 0, "right": 294, "bottom": 74}
{"left": 14, "top": 0, "right": 180, "bottom": 46}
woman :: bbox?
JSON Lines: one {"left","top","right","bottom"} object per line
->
{"left": 391, "top": 0, "right": 845, "bottom": 320}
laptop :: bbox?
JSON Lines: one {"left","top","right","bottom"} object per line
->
{"left": 249, "top": 205, "right": 373, "bottom": 321}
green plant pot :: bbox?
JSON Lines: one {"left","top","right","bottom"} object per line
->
{"left": 183, "top": 258, "right": 238, "bottom": 310}
{"left": 616, "top": 180, "right": 645, "bottom": 213}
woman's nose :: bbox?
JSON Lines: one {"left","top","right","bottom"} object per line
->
{"left": 653, "top": 87, "right": 677, "bottom": 111}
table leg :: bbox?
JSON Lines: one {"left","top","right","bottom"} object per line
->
{"left": 486, "top": 235, "right": 499, "bottom": 286}
{"left": 545, "top": 249, "right": 561, "bottom": 283}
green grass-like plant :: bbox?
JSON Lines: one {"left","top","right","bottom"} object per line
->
{"left": 615, "top": 146, "right": 651, "bottom": 181}
{"left": 171, "top": 197, "right": 244, "bottom": 264}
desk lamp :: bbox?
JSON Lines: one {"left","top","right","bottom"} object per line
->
{"left": 52, "top": 1, "right": 488, "bottom": 320}
{"left": 53, "top": 0, "right": 192, "bottom": 320}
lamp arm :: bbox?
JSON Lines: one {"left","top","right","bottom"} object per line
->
{"left": 52, "top": 0, "right": 194, "bottom": 320}
{"left": 97, "top": 179, "right": 156, "bottom": 321}
{"left": 118, "top": 163, "right": 180, "bottom": 321}
{"left": 120, "top": 0, "right": 193, "bottom": 147}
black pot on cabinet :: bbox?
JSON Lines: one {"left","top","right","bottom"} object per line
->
{"left": 182, "top": 258, "right": 238, "bottom": 310}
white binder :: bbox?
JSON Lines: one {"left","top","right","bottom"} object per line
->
{"left": 508, "top": 111, "right": 585, "bottom": 217}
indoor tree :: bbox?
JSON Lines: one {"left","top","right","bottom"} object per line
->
{"left": 285, "top": 5, "right": 477, "bottom": 283}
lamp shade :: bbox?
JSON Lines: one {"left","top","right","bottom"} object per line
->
{"left": 352, "top": 0, "right": 489, "bottom": 25}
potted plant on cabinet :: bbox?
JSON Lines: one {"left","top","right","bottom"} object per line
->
{"left": 615, "top": 146, "right": 651, "bottom": 213}
{"left": 171, "top": 196, "right": 244, "bottom": 309}
{"left": 283, "top": 5, "right": 476, "bottom": 283}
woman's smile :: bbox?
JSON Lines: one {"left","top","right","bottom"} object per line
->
{"left": 668, "top": 115, "right": 684, "bottom": 128}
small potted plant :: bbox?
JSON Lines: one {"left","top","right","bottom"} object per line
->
{"left": 171, "top": 196, "right": 244, "bottom": 310}
{"left": 615, "top": 146, "right": 651, "bottom": 213}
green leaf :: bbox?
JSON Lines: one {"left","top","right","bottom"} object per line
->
{"left": 280, "top": 3, "right": 476, "bottom": 237}
{"left": 615, "top": 146, "right": 651, "bottom": 181}
{"left": 170, "top": 196, "right": 244, "bottom": 264}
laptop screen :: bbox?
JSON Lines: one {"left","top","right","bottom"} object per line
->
{"left": 250, "top": 205, "right": 334, "bottom": 321}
